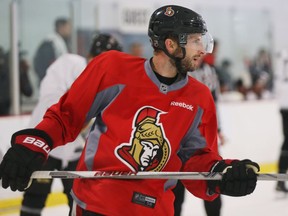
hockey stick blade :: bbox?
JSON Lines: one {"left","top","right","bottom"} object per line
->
{"left": 30, "top": 171, "right": 288, "bottom": 181}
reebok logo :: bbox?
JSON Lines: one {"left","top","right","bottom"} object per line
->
{"left": 170, "top": 101, "right": 194, "bottom": 111}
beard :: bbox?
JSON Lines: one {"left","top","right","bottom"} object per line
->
{"left": 169, "top": 48, "right": 201, "bottom": 76}
{"left": 183, "top": 55, "right": 203, "bottom": 71}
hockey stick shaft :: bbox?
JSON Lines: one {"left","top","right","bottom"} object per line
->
{"left": 31, "top": 171, "right": 288, "bottom": 181}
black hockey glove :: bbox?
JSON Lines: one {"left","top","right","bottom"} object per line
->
{"left": 0, "top": 129, "right": 52, "bottom": 191}
{"left": 207, "top": 159, "right": 260, "bottom": 197}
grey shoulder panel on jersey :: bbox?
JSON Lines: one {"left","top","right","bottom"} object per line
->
{"left": 177, "top": 106, "right": 207, "bottom": 163}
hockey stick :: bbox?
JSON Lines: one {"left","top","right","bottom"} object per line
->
{"left": 31, "top": 171, "right": 288, "bottom": 181}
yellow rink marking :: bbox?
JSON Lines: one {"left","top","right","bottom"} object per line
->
{"left": 0, "top": 192, "right": 67, "bottom": 215}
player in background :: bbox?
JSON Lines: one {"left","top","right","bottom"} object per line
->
{"left": 128, "top": 42, "right": 144, "bottom": 57}
{"left": 20, "top": 33, "right": 122, "bottom": 216}
{"left": 34, "top": 18, "right": 72, "bottom": 84}
{"left": 0, "top": 5, "right": 259, "bottom": 216}
{"left": 274, "top": 50, "right": 288, "bottom": 193}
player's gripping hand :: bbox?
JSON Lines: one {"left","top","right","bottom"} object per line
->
{"left": 207, "top": 159, "right": 260, "bottom": 197}
{"left": 0, "top": 129, "right": 52, "bottom": 191}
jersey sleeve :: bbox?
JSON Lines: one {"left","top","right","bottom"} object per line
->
{"left": 181, "top": 94, "right": 222, "bottom": 201}
{"left": 35, "top": 53, "right": 108, "bottom": 149}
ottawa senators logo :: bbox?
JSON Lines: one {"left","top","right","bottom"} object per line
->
{"left": 115, "top": 106, "right": 171, "bottom": 172}
{"left": 164, "top": 6, "right": 175, "bottom": 17}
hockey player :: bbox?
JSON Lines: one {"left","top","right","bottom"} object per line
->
{"left": 0, "top": 5, "right": 259, "bottom": 216}
{"left": 20, "top": 33, "right": 122, "bottom": 216}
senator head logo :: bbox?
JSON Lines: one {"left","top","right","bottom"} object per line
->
{"left": 115, "top": 106, "right": 171, "bottom": 172}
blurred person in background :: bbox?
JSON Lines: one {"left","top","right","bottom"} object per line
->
{"left": 248, "top": 48, "right": 273, "bottom": 99}
{"left": 217, "top": 59, "right": 233, "bottom": 93}
{"left": 33, "top": 17, "right": 72, "bottom": 84}
{"left": 128, "top": 42, "right": 144, "bottom": 57}
{"left": 274, "top": 50, "right": 288, "bottom": 193}
{"left": 0, "top": 45, "right": 33, "bottom": 116}
{"left": 202, "top": 39, "right": 232, "bottom": 95}
{"left": 233, "top": 57, "right": 254, "bottom": 100}
{"left": 0, "top": 46, "right": 8, "bottom": 115}
{"left": 20, "top": 33, "right": 122, "bottom": 216}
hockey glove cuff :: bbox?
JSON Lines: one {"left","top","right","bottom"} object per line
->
{"left": 11, "top": 128, "right": 53, "bottom": 158}
{"left": 207, "top": 159, "right": 260, "bottom": 197}
{"left": 0, "top": 129, "right": 53, "bottom": 191}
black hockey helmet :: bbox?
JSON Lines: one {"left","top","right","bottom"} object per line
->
{"left": 148, "top": 5, "right": 213, "bottom": 53}
{"left": 89, "top": 33, "right": 122, "bottom": 57}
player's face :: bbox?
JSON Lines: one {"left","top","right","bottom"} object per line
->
{"left": 139, "top": 141, "right": 159, "bottom": 167}
{"left": 182, "top": 34, "right": 206, "bottom": 71}
{"left": 177, "top": 33, "right": 214, "bottom": 73}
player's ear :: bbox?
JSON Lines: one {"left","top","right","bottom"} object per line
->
{"left": 164, "top": 38, "right": 177, "bottom": 53}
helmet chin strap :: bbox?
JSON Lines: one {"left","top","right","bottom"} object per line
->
{"left": 161, "top": 46, "right": 187, "bottom": 77}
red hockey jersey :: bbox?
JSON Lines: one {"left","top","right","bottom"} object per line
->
{"left": 36, "top": 51, "right": 222, "bottom": 216}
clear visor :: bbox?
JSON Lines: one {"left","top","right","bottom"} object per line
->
{"left": 186, "top": 32, "right": 214, "bottom": 53}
